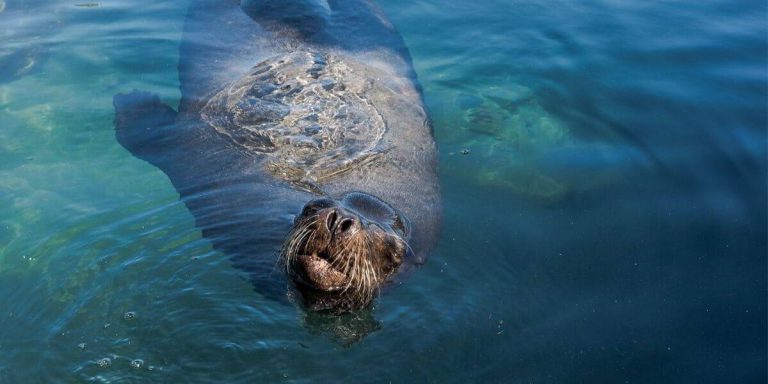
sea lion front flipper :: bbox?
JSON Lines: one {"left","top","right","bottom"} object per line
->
{"left": 113, "top": 90, "right": 178, "bottom": 165}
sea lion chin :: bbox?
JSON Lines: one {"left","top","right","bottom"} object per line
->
{"left": 282, "top": 191, "right": 409, "bottom": 312}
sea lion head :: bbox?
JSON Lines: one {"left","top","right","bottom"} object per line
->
{"left": 282, "top": 191, "right": 410, "bottom": 312}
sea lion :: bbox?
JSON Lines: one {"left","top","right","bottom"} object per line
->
{"left": 113, "top": 0, "right": 440, "bottom": 313}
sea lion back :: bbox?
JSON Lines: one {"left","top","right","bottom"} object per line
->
{"left": 199, "top": 51, "right": 396, "bottom": 191}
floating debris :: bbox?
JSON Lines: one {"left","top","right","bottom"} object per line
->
{"left": 77, "top": 342, "right": 87, "bottom": 351}
{"left": 130, "top": 359, "right": 144, "bottom": 369}
{"left": 459, "top": 149, "right": 470, "bottom": 155}
{"left": 123, "top": 311, "right": 136, "bottom": 320}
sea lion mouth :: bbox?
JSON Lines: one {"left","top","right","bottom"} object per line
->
{"left": 293, "top": 253, "right": 347, "bottom": 292}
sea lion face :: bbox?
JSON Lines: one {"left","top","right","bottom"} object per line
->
{"left": 282, "top": 191, "right": 410, "bottom": 312}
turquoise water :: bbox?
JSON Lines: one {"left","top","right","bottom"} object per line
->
{"left": 1, "top": 0, "right": 766, "bottom": 382}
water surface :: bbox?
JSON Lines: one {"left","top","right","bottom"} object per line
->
{"left": 0, "top": 0, "right": 765, "bottom": 382}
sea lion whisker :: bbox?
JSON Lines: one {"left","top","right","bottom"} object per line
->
{"left": 285, "top": 225, "right": 310, "bottom": 257}
{"left": 291, "top": 223, "right": 318, "bottom": 265}
{"left": 354, "top": 239, "right": 366, "bottom": 283}
{"left": 282, "top": 218, "right": 318, "bottom": 270}
{"left": 365, "top": 234, "right": 381, "bottom": 299}
{"left": 342, "top": 245, "right": 358, "bottom": 291}
{"left": 296, "top": 220, "right": 318, "bottom": 250}
{"left": 357, "top": 236, "right": 376, "bottom": 300}
{"left": 402, "top": 238, "right": 415, "bottom": 260}
{"left": 288, "top": 227, "right": 312, "bottom": 260}
{"left": 342, "top": 236, "right": 364, "bottom": 294}
{"left": 328, "top": 239, "right": 353, "bottom": 274}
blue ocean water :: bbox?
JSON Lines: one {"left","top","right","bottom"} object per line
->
{"left": 0, "top": 0, "right": 765, "bottom": 382}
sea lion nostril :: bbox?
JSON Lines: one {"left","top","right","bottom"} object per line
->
{"left": 326, "top": 210, "right": 338, "bottom": 231}
{"left": 338, "top": 218, "right": 354, "bottom": 233}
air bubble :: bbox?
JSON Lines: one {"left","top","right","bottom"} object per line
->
{"left": 97, "top": 358, "right": 111, "bottom": 368}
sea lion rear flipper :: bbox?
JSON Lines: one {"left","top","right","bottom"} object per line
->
{"left": 113, "top": 90, "right": 178, "bottom": 164}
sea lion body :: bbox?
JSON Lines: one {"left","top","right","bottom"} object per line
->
{"left": 114, "top": 0, "right": 439, "bottom": 309}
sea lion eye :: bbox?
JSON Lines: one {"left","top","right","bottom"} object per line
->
{"left": 392, "top": 215, "right": 406, "bottom": 236}
{"left": 301, "top": 205, "right": 317, "bottom": 216}
{"left": 301, "top": 198, "right": 334, "bottom": 217}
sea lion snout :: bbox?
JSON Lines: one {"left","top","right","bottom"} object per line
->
{"left": 282, "top": 192, "right": 413, "bottom": 312}
{"left": 323, "top": 208, "right": 360, "bottom": 236}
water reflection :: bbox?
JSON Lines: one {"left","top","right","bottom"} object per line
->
{"left": 0, "top": 0, "right": 59, "bottom": 83}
